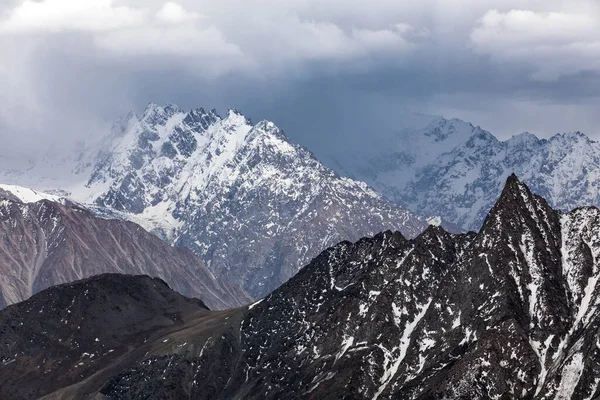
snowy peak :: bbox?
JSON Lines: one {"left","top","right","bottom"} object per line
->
{"left": 0, "top": 184, "right": 63, "bottom": 204}
{"left": 249, "top": 120, "right": 288, "bottom": 140}
{"left": 423, "top": 117, "right": 478, "bottom": 143}
{"left": 182, "top": 107, "right": 221, "bottom": 132}
{"left": 65, "top": 103, "right": 428, "bottom": 298}
{"left": 419, "top": 117, "right": 496, "bottom": 149}
{"left": 141, "top": 102, "right": 184, "bottom": 127}
{"left": 333, "top": 109, "right": 600, "bottom": 233}
{"left": 550, "top": 130, "right": 590, "bottom": 143}
{"left": 507, "top": 132, "right": 541, "bottom": 146}
{"left": 0, "top": 102, "right": 426, "bottom": 300}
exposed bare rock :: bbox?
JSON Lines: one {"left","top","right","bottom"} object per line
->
{"left": 3, "top": 176, "right": 600, "bottom": 399}
{"left": 0, "top": 194, "right": 249, "bottom": 310}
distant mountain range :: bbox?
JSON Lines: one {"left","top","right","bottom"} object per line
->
{"left": 0, "top": 104, "right": 426, "bottom": 298}
{"left": 325, "top": 110, "right": 600, "bottom": 232}
{"left": 2, "top": 175, "right": 599, "bottom": 399}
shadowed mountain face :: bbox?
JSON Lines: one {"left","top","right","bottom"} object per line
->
{"left": 2, "top": 175, "right": 600, "bottom": 399}
{"left": 0, "top": 193, "right": 250, "bottom": 310}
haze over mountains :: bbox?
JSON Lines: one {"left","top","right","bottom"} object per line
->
{"left": 324, "top": 110, "right": 600, "bottom": 232}
{"left": 2, "top": 176, "right": 599, "bottom": 399}
{"left": 3, "top": 104, "right": 600, "bottom": 301}
{"left": 5, "top": 105, "right": 600, "bottom": 237}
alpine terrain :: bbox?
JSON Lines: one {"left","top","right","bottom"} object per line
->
{"left": 326, "top": 109, "right": 600, "bottom": 232}
{"left": 1, "top": 175, "right": 599, "bottom": 399}
{"left": 0, "top": 184, "right": 249, "bottom": 310}
{"left": 0, "top": 103, "right": 426, "bottom": 298}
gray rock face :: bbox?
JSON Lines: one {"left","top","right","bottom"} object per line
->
{"left": 3, "top": 175, "right": 600, "bottom": 399}
{"left": 0, "top": 192, "right": 249, "bottom": 310}
{"left": 99, "top": 175, "right": 600, "bottom": 399}
{"left": 80, "top": 104, "right": 426, "bottom": 298}
{"left": 329, "top": 112, "right": 600, "bottom": 233}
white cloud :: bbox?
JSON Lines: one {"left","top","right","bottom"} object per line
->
{"left": 3, "top": 0, "right": 599, "bottom": 76}
{"left": 0, "top": 1, "right": 241, "bottom": 68}
{"left": 0, "top": 0, "right": 145, "bottom": 33}
{"left": 0, "top": 0, "right": 422, "bottom": 74}
{"left": 471, "top": 9, "right": 600, "bottom": 80}
{"left": 96, "top": 25, "right": 242, "bottom": 59}
{"left": 262, "top": 19, "right": 416, "bottom": 61}
{"left": 156, "top": 2, "right": 201, "bottom": 24}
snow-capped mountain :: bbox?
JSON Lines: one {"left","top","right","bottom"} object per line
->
{"left": 0, "top": 185, "right": 249, "bottom": 310}
{"left": 2, "top": 175, "right": 599, "bottom": 399}
{"left": 4, "top": 103, "right": 425, "bottom": 298}
{"left": 327, "top": 111, "right": 600, "bottom": 232}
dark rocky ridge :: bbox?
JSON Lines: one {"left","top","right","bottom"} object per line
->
{"left": 0, "top": 194, "right": 249, "bottom": 310}
{"left": 2, "top": 175, "right": 600, "bottom": 399}
{"left": 0, "top": 274, "right": 210, "bottom": 400}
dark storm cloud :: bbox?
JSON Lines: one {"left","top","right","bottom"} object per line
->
{"left": 1, "top": 0, "right": 600, "bottom": 160}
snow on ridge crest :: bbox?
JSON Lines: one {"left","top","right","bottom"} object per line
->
{"left": 332, "top": 109, "right": 600, "bottom": 233}
{"left": 0, "top": 184, "right": 63, "bottom": 204}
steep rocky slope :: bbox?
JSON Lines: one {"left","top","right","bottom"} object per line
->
{"left": 0, "top": 274, "right": 210, "bottom": 399}
{"left": 2, "top": 175, "right": 600, "bottom": 399}
{"left": 0, "top": 189, "right": 249, "bottom": 310}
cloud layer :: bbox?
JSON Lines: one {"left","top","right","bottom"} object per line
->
{"left": 0, "top": 0, "right": 145, "bottom": 33}
{"left": 472, "top": 8, "right": 600, "bottom": 80}
{"left": 0, "top": 0, "right": 599, "bottom": 158}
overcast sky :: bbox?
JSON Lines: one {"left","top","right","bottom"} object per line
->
{"left": 1, "top": 0, "right": 600, "bottom": 157}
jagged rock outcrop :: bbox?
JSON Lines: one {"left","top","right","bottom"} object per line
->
{"left": 1, "top": 175, "right": 599, "bottom": 399}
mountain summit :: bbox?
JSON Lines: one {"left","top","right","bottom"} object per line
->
{"left": 1, "top": 103, "right": 426, "bottom": 298}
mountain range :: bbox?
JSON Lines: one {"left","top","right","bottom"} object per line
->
{"left": 1, "top": 175, "right": 599, "bottom": 399}
{"left": 0, "top": 104, "right": 426, "bottom": 298}
{"left": 325, "top": 110, "right": 600, "bottom": 232}
{"left": 4, "top": 105, "right": 600, "bottom": 301}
